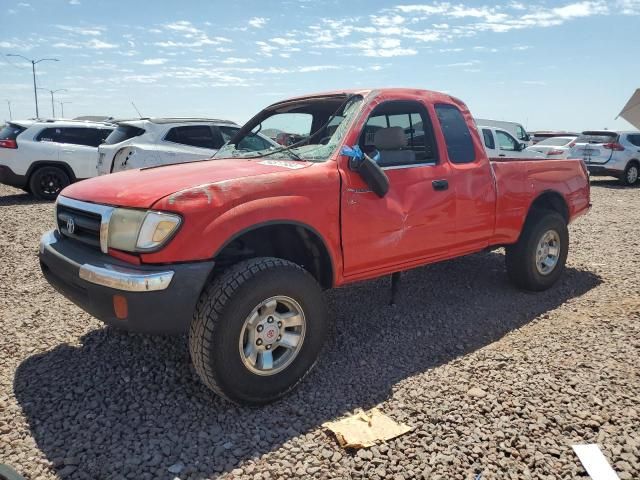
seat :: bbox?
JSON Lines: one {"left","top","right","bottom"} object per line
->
{"left": 373, "top": 127, "right": 416, "bottom": 167}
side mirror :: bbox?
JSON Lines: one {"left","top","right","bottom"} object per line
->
{"left": 519, "top": 142, "right": 527, "bottom": 151}
{"left": 341, "top": 145, "right": 389, "bottom": 198}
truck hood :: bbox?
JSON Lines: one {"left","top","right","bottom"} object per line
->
{"left": 61, "top": 158, "right": 313, "bottom": 208}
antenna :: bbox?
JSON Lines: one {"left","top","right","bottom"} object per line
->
{"left": 131, "top": 101, "right": 143, "bottom": 117}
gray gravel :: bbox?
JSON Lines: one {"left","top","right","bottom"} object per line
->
{"left": 0, "top": 180, "right": 638, "bottom": 479}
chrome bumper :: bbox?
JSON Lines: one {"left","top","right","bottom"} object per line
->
{"left": 39, "top": 230, "right": 174, "bottom": 292}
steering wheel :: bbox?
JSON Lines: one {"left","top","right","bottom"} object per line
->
{"left": 318, "top": 135, "right": 333, "bottom": 145}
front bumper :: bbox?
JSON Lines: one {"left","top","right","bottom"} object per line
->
{"left": 39, "top": 230, "right": 215, "bottom": 334}
{"left": 0, "top": 165, "right": 27, "bottom": 189}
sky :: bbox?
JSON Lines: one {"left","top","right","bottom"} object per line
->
{"left": 1, "top": 0, "right": 638, "bottom": 131}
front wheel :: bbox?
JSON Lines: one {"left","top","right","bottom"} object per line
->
{"left": 189, "top": 257, "right": 328, "bottom": 405}
{"left": 619, "top": 162, "right": 639, "bottom": 186}
{"left": 505, "top": 210, "right": 569, "bottom": 291}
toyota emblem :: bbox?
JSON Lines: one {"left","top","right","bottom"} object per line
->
{"left": 66, "top": 217, "right": 76, "bottom": 235}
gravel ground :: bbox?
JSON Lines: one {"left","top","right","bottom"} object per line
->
{"left": 0, "top": 180, "right": 638, "bottom": 480}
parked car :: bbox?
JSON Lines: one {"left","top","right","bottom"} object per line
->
{"left": 39, "top": 88, "right": 590, "bottom": 405}
{"left": 478, "top": 126, "right": 544, "bottom": 159}
{"left": 530, "top": 131, "right": 579, "bottom": 145}
{"left": 570, "top": 130, "right": 640, "bottom": 186}
{"left": 97, "top": 118, "right": 277, "bottom": 175}
{"left": 525, "top": 135, "right": 578, "bottom": 159}
{"left": 0, "top": 119, "right": 115, "bottom": 199}
{"left": 474, "top": 118, "right": 531, "bottom": 145}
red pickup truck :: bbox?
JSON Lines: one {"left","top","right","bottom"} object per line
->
{"left": 39, "top": 88, "right": 590, "bottom": 404}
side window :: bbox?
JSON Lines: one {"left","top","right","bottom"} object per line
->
{"left": 359, "top": 100, "right": 438, "bottom": 167}
{"left": 516, "top": 125, "right": 528, "bottom": 141}
{"left": 219, "top": 126, "right": 273, "bottom": 151}
{"left": 482, "top": 129, "right": 495, "bottom": 149}
{"left": 36, "top": 127, "right": 99, "bottom": 146}
{"left": 58, "top": 128, "right": 102, "bottom": 147}
{"left": 434, "top": 104, "right": 476, "bottom": 164}
{"left": 96, "top": 128, "right": 113, "bottom": 145}
{"left": 627, "top": 134, "right": 640, "bottom": 147}
{"left": 496, "top": 130, "right": 518, "bottom": 151}
{"left": 165, "top": 125, "right": 221, "bottom": 149}
{"left": 36, "top": 128, "right": 63, "bottom": 143}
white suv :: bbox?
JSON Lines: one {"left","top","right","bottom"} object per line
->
{"left": 0, "top": 119, "right": 115, "bottom": 199}
{"left": 97, "top": 118, "right": 277, "bottom": 175}
{"left": 570, "top": 131, "right": 640, "bottom": 186}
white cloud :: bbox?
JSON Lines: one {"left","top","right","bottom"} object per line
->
{"left": 87, "top": 39, "right": 117, "bottom": 49}
{"left": 56, "top": 25, "right": 103, "bottom": 36}
{"left": 248, "top": 17, "right": 268, "bottom": 28}
{"left": 69, "top": 0, "right": 81, "bottom": 4}
{"left": 221, "top": 57, "right": 251, "bottom": 64}
{"left": 53, "top": 42, "right": 81, "bottom": 49}
{"left": 140, "top": 58, "right": 168, "bottom": 65}
{"left": 159, "top": 20, "right": 231, "bottom": 47}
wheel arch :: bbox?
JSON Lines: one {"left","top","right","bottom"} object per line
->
{"left": 526, "top": 189, "right": 569, "bottom": 224}
{"left": 212, "top": 221, "right": 335, "bottom": 289}
{"left": 26, "top": 161, "right": 77, "bottom": 183}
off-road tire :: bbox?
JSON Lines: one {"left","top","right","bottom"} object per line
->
{"left": 29, "top": 166, "right": 70, "bottom": 200}
{"left": 189, "top": 257, "right": 328, "bottom": 405}
{"left": 619, "top": 161, "right": 639, "bottom": 187}
{"left": 505, "top": 210, "right": 568, "bottom": 291}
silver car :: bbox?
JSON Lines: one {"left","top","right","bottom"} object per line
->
{"left": 570, "top": 131, "right": 640, "bottom": 186}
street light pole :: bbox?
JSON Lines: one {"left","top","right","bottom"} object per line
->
{"left": 6, "top": 54, "right": 59, "bottom": 118}
{"left": 59, "top": 101, "right": 72, "bottom": 118}
{"left": 5, "top": 100, "right": 11, "bottom": 120}
{"left": 38, "top": 88, "right": 67, "bottom": 118}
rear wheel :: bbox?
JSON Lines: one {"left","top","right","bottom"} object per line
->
{"left": 619, "top": 162, "right": 639, "bottom": 186}
{"left": 189, "top": 257, "right": 328, "bottom": 405}
{"left": 29, "top": 166, "right": 70, "bottom": 200}
{"left": 505, "top": 210, "right": 568, "bottom": 291}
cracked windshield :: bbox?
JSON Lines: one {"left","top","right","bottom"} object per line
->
{"left": 215, "top": 95, "right": 363, "bottom": 161}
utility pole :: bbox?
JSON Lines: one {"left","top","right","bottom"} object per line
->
{"left": 58, "top": 101, "right": 72, "bottom": 118}
{"left": 38, "top": 88, "right": 67, "bottom": 118}
{"left": 5, "top": 100, "right": 11, "bottom": 120}
{"left": 6, "top": 54, "right": 59, "bottom": 118}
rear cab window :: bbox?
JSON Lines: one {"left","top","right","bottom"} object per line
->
{"left": 104, "top": 124, "right": 146, "bottom": 145}
{"left": 434, "top": 104, "right": 475, "bottom": 164}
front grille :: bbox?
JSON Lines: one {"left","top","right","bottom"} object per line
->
{"left": 56, "top": 196, "right": 113, "bottom": 252}
{"left": 57, "top": 205, "right": 101, "bottom": 248}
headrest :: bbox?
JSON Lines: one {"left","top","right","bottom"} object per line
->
{"left": 374, "top": 127, "right": 407, "bottom": 150}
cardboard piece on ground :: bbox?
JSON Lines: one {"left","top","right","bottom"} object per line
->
{"left": 572, "top": 444, "right": 620, "bottom": 480}
{"left": 323, "top": 408, "right": 413, "bottom": 449}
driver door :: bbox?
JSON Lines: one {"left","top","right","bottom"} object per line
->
{"left": 339, "top": 98, "right": 456, "bottom": 277}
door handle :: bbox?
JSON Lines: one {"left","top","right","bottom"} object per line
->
{"left": 499, "top": 154, "right": 506, "bottom": 157}
{"left": 432, "top": 179, "right": 448, "bottom": 191}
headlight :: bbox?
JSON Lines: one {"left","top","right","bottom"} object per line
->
{"left": 108, "top": 208, "right": 181, "bottom": 252}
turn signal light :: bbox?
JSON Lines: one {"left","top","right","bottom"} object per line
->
{"left": 113, "top": 295, "right": 128, "bottom": 319}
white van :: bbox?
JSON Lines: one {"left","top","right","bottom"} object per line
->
{"left": 474, "top": 118, "right": 531, "bottom": 145}
{"left": 477, "top": 126, "right": 544, "bottom": 159}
